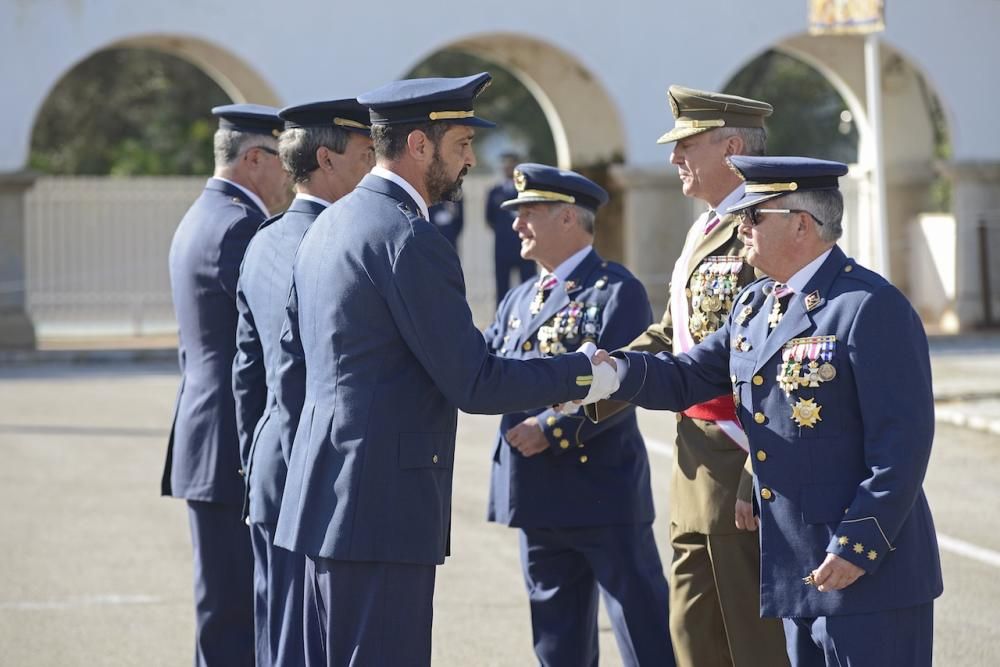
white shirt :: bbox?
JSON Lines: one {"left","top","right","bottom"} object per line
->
{"left": 213, "top": 177, "right": 269, "bottom": 218}
{"left": 709, "top": 184, "right": 746, "bottom": 230}
{"left": 371, "top": 166, "right": 430, "bottom": 220}
{"left": 294, "top": 193, "right": 333, "bottom": 208}
{"left": 540, "top": 244, "right": 593, "bottom": 287}
{"left": 785, "top": 248, "right": 834, "bottom": 294}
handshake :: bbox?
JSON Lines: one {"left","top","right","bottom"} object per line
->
{"left": 558, "top": 341, "right": 621, "bottom": 413}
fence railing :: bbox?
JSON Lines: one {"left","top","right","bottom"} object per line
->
{"left": 24, "top": 175, "right": 505, "bottom": 339}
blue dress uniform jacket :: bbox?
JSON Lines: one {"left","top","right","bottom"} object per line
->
{"left": 233, "top": 197, "right": 326, "bottom": 523}
{"left": 164, "top": 177, "right": 267, "bottom": 504}
{"left": 485, "top": 250, "right": 656, "bottom": 528}
{"left": 273, "top": 173, "right": 594, "bottom": 566}
{"left": 610, "top": 246, "right": 943, "bottom": 618}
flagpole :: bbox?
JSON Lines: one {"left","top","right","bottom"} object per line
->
{"left": 864, "top": 31, "right": 891, "bottom": 281}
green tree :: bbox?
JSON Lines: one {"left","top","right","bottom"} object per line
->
{"left": 29, "top": 48, "right": 230, "bottom": 175}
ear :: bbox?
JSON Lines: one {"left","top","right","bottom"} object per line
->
{"left": 406, "top": 129, "right": 430, "bottom": 163}
{"left": 724, "top": 134, "right": 744, "bottom": 158}
{"left": 315, "top": 146, "right": 334, "bottom": 173}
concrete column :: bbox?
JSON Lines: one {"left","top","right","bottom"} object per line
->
{"left": 611, "top": 164, "right": 698, "bottom": 317}
{"left": 945, "top": 161, "right": 1000, "bottom": 329}
{"left": 0, "top": 171, "right": 38, "bottom": 349}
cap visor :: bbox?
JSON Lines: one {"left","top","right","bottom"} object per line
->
{"left": 726, "top": 192, "right": 782, "bottom": 213}
{"left": 500, "top": 194, "right": 558, "bottom": 210}
{"left": 455, "top": 117, "right": 496, "bottom": 128}
{"left": 656, "top": 126, "right": 710, "bottom": 145}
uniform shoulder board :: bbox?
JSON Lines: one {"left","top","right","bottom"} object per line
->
{"left": 838, "top": 260, "right": 886, "bottom": 289}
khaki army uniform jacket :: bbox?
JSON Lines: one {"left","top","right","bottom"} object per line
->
{"left": 591, "top": 210, "right": 759, "bottom": 534}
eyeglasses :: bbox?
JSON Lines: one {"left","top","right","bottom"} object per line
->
{"left": 247, "top": 145, "right": 279, "bottom": 156}
{"left": 744, "top": 207, "right": 825, "bottom": 227}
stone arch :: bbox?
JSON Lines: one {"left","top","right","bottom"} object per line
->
{"left": 407, "top": 33, "right": 627, "bottom": 170}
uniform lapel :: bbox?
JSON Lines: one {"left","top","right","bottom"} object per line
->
{"left": 685, "top": 214, "right": 741, "bottom": 280}
{"left": 207, "top": 177, "right": 265, "bottom": 216}
{"left": 752, "top": 246, "right": 849, "bottom": 375}
{"left": 357, "top": 173, "right": 422, "bottom": 218}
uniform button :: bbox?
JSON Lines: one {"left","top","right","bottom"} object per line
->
{"left": 754, "top": 412, "right": 766, "bottom": 424}
{"left": 546, "top": 416, "right": 557, "bottom": 427}
{"left": 432, "top": 454, "right": 439, "bottom": 464}
{"left": 237, "top": 468, "right": 245, "bottom": 477}
{"left": 559, "top": 439, "right": 570, "bottom": 449}
{"left": 523, "top": 341, "right": 533, "bottom": 351}
{"left": 752, "top": 375, "right": 764, "bottom": 386}
{"left": 552, "top": 427, "right": 563, "bottom": 437}
{"left": 579, "top": 455, "right": 588, "bottom": 463}
{"left": 756, "top": 450, "right": 767, "bottom": 462}
{"left": 730, "top": 374, "right": 737, "bottom": 383}
{"left": 760, "top": 487, "right": 773, "bottom": 500}
{"left": 844, "top": 265, "right": 854, "bottom": 273}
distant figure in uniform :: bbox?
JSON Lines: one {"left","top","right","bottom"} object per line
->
{"left": 232, "top": 98, "right": 372, "bottom": 667}
{"left": 272, "top": 73, "right": 618, "bottom": 666}
{"left": 486, "top": 151, "right": 537, "bottom": 304}
{"left": 428, "top": 200, "right": 464, "bottom": 248}
{"left": 589, "top": 85, "right": 788, "bottom": 667}
{"left": 484, "top": 163, "right": 675, "bottom": 667}
{"left": 164, "top": 103, "right": 289, "bottom": 667}
{"left": 596, "top": 156, "right": 943, "bottom": 667}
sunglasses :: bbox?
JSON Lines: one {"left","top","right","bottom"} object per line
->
{"left": 744, "top": 207, "right": 825, "bottom": 227}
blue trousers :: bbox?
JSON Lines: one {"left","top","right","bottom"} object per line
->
{"left": 520, "top": 522, "right": 675, "bottom": 667}
{"left": 305, "top": 556, "right": 437, "bottom": 667}
{"left": 782, "top": 601, "right": 934, "bottom": 667}
{"left": 186, "top": 500, "right": 254, "bottom": 667}
{"left": 250, "top": 522, "right": 312, "bottom": 667}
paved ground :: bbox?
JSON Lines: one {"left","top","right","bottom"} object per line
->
{"left": 1, "top": 353, "right": 999, "bottom": 665}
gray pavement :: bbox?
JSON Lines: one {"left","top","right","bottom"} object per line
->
{"left": 1, "top": 345, "right": 1000, "bottom": 665}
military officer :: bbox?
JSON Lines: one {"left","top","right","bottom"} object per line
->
{"left": 232, "top": 97, "right": 372, "bottom": 667}
{"left": 486, "top": 151, "right": 537, "bottom": 304}
{"left": 596, "top": 156, "right": 943, "bottom": 667}
{"left": 164, "top": 103, "right": 289, "bottom": 666}
{"left": 271, "top": 74, "right": 618, "bottom": 666}
{"left": 484, "top": 163, "right": 675, "bottom": 666}
{"left": 589, "top": 85, "right": 788, "bottom": 667}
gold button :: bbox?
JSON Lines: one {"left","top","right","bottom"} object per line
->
{"left": 760, "top": 487, "right": 772, "bottom": 500}
{"left": 730, "top": 374, "right": 737, "bottom": 383}
{"left": 756, "top": 450, "right": 767, "bottom": 462}
{"left": 844, "top": 265, "right": 854, "bottom": 273}
{"left": 752, "top": 375, "right": 764, "bottom": 386}
{"left": 523, "top": 341, "right": 532, "bottom": 351}
{"left": 432, "top": 454, "right": 439, "bottom": 464}
{"left": 546, "top": 416, "right": 557, "bottom": 427}
{"left": 754, "top": 412, "right": 766, "bottom": 424}
{"left": 579, "top": 455, "right": 588, "bottom": 463}
{"left": 552, "top": 428, "right": 563, "bottom": 437}
{"left": 237, "top": 468, "right": 245, "bottom": 477}
{"left": 559, "top": 439, "right": 570, "bottom": 449}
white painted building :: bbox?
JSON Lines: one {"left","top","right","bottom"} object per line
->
{"left": 2, "top": 0, "right": 999, "bottom": 345}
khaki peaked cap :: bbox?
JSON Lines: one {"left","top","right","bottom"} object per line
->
{"left": 657, "top": 85, "right": 773, "bottom": 144}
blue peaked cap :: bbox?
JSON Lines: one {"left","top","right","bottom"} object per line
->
{"left": 211, "top": 103, "right": 284, "bottom": 137}
{"left": 501, "top": 163, "right": 609, "bottom": 213}
{"left": 726, "top": 156, "right": 849, "bottom": 212}
{"left": 278, "top": 98, "right": 371, "bottom": 135}
{"left": 357, "top": 72, "right": 496, "bottom": 128}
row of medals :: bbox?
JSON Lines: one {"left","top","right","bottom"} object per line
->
{"left": 778, "top": 335, "right": 837, "bottom": 428}
{"left": 537, "top": 301, "right": 599, "bottom": 356}
{"left": 689, "top": 257, "right": 742, "bottom": 341}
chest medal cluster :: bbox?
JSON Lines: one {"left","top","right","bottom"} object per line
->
{"left": 537, "top": 301, "right": 602, "bottom": 356}
{"left": 777, "top": 335, "right": 837, "bottom": 428}
{"left": 689, "top": 256, "right": 743, "bottom": 341}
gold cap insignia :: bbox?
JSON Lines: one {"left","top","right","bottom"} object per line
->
{"left": 513, "top": 169, "right": 526, "bottom": 192}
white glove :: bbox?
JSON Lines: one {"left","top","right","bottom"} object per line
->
{"left": 576, "top": 341, "right": 620, "bottom": 405}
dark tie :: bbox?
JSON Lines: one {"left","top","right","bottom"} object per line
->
{"left": 529, "top": 274, "right": 558, "bottom": 315}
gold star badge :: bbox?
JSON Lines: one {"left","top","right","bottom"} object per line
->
{"left": 867, "top": 550, "right": 878, "bottom": 561}
{"left": 791, "top": 397, "right": 822, "bottom": 428}
{"left": 853, "top": 542, "right": 864, "bottom": 554}
{"left": 838, "top": 536, "right": 849, "bottom": 546}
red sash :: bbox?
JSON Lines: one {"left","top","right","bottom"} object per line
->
{"left": 683, "top": 394, "right": 737, "bottom": 422}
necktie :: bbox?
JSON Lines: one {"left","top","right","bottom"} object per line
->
{"left": 530, "top": 274, "right": 558, "bottom": 315}
{"left": 768, "top": 283, "right": 793, "bottom": 330}
{"left": 704, "top": 210, "right": 720, "bottom": 235}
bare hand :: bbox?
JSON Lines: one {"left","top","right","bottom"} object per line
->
{"left": 505, "top": 417, "right": 550, "bottom": 457}
{"left": 811, "top": 553, "right": 865, "bottom": 592}
{"left": 592, "top": 349, "right": 617, "bottom": 371}
{"left": 734, "top": 499, "right": 758, "bottom": 531}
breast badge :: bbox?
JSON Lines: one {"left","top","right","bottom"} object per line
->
{"left": 689, "top": 256, "right": 743, "bottom": 341}
{"left": 791, "top": 397, "right": 822, "bottom": 428}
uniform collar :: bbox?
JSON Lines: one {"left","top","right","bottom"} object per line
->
{"left": 294, "top": 192, "right": 332, "bottom": 208}
{"left": 211, "top": 176, "right": 269, "bottom": 217}
{"left": 706, "top": 184, "right": 745, "bottom": 231}
{"left": 542, "top": 244, "right": 593, "bottom": 287}
{"left": 784, "top": 248, "right": 834, "bottom": 294}
{"left": 371, "top": 166, "right": 429, "bottom": 220}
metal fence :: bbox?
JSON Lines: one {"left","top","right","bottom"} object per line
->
{"left": 24, "top": 175, "right": 503, "bottom": 339}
